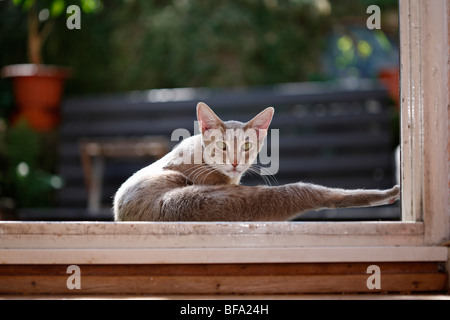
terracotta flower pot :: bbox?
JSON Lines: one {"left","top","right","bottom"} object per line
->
{"left": 1, "top": 64, "right": 70, "bottom": 131}
{"left": 378, "top": 67, "right": 399, "bottom": 109}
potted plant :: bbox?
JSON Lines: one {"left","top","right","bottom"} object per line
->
{"left": 0, "top": 0, "right": 102, "bottom": 218}
{"left": 1, "top": 0, "right": 102, "bottom": 131}
{"left": 0, "top": 118, "right": 63, "bottom": 218}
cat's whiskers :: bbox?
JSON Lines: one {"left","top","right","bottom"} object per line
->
{"left": 185, "top": 164, "right": 222, "bottom": 185}
{"left": 184, "top": 164, "right": 208, "bottom": 184}
{"left": 194, "top": 166, "right": 217, "bottom": 184}
{"left": 186, "top": 165, "right": 210, "bottom": 184}
{"left": 245, "top": 168, "right": 269, "bottom": 186}
{"left": 199, "top": 164, "right": 226, "bottom": 184}
{"left": 257, "top": 165, "right": 279, "bottom": 186}
{"left": 245, "top": 164, "right": 278, "bottom": 186}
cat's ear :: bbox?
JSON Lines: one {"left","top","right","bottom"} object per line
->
{"left": 246, "top": 107, "right": 274, "bottom": 139}
{"left": 197, "top": 102, "right": 223, "bottom": 134}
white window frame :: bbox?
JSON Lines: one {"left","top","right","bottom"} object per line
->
{"left": 0, "top": 0, "right": 448, "bottom": 266}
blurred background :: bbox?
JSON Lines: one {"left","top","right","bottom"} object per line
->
{"left": 0, "top": 0, "right": 400, "bottom": 221}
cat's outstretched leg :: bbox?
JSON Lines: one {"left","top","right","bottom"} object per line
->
{"left": 116, "top": 170, "right": 400, "bottom": 221}
{"left": 155, "top": 182, "right": 400, "bottom": 221}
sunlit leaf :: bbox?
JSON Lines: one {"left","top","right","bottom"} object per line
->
{"left": 80, "top": 0, "right": 103, "bottom": 13}
{"left": 357, "top": 40, "right": 372, "bottom": 58}
{"left": 22, "top": 0, "right": 35, "bottom": 10}
{"left": 374, "top": 30, "right": 392, "bottom": 52}
{"left": 337, "top": 36, "right": 353, "bottom": 53}
{"left": 50, "top": 0, "right": 66, "bottom": 17}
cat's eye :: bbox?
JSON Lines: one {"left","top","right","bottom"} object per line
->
{"left": 242, "top": 142, "right": 252, "bottom": 151}
{"left": 216, "top": 141, "right": 227, "bottom": 150}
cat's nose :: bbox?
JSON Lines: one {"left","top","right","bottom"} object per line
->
{"left": 232, "top": 161, "right": 238, "bottom": 168}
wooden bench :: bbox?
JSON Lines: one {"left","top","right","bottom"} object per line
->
{"left": 20, "top": 81, "right": 399, "bottom": 220}
{"left": 79, "top": 136, "right": 171, "bottom": 213}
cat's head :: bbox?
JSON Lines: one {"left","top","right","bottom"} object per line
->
{"left": 197, "top": 102, "right": 274, "bottom": 179}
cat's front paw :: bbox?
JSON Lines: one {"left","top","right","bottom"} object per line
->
{"left": 387, "top": 185, "right": 400, "bottom": 202}
{"left": 370, "top": 185, "right": 400, "bottom": 206}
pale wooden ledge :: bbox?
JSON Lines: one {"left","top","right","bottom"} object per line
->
{"left": 0, "top": 221, "right": 446, "bottom": 265}
{"left": 0, "top": 221, "right": 425, "bottom": 249}
{"left": 0, "top": 246, "right": 447, "bottom": 265}
{"left": 0, "top": 221, "right": 423, "bottom": 236}
{"left": 0, "top": 222, "right": 447, "bottom": 294}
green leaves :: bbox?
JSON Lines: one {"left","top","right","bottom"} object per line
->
{"left": 80, "top": 0, "right": 102, "bottom": 13}
{"left": 50, "top": 0, "right": 65, "bottom": 17}
{"left": 13, "top": 0, "right": 36, "bottom": 11}
{"left": 3, "top": 120, "right": 63, "bottom": 208}
{"left": 12, "top": 0, "right": 103, "bottom": 17}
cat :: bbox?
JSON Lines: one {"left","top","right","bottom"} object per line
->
{"left": 113, "top": 102, "right": 400, "bottom": 221}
